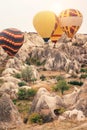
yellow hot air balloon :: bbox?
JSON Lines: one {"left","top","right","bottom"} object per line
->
{"left": 50, "top": 17, "right": 64, "bottom": 43}
{"left": 33, "top": 11, "right": 57, "bottom": 42}
{"left": 59, "top": 9, "right": 83, "bottom": 38}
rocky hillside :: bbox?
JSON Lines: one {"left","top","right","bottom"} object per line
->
{"left": 18, "top": 33, "right": 87, "bottom": 74}
{"left": 0, "top": 32, "right": 87, "bottom": 130}
{"left": 0, "top": 32, "right": 87, "bottom": 74}
{"left": 21, "top": 33, "right": 87, "bottom": 74}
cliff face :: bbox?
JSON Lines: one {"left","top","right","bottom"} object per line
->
{"left": 0, "top": 33, "right": 87, "bottom": 74}
{"left": 21, "top": 33, "right": 87, "bottom": 74}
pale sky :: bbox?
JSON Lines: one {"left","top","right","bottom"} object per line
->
{"left": 0, "top": 0, "right": 86, "bottom": 33}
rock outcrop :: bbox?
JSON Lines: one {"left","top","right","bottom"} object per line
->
{"left": 0, "top": 93, "right": 22, "bottom": 129}
{"left": 30, "top": 88, "right": 65, "bottom": 119}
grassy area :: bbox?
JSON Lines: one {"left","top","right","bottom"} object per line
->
{"left": 15, "top": 100, "right": 32, "bottom": 119}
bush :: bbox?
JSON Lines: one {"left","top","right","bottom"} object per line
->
{"left": 21, "top": 66, "right": 33, "bottom": 82}
{"left": 12, "top": 99, "right": 17, "bottom": 105}
{"left": 31, "top": 78, "right": 37, "bottom": 84}
{"left": 80, "top": 74, "right": 87, "bottom": 79}
{"left": 54, "top": 107, "right": 66, "bottom": 116}
{"left": 18, "top": 88, "right": 26, "bottom": 100}
{"left": 80, "top": 68, "right": 87, "bottom": 73}
{"left": 29, "top": 113, "right": 42, "bottom": 124}
{"left": 18, "top": 88, "right": 37, "bottom": 100}
{"left": 26, "top": 57, "right": 46, "bottom": 66}
{"left": 14, "top": 73, "right": 21, "bottom": 79}
{"left": 26, "top": 89, "right": 37, "bottom": 99}
{"left": 56, "top": 76, "right": 64, "bottom": 81}
{"left": 53, "top": 79, "right": 69, "bottom": 95}
{"left": 40, "top": 75, "right": 46, "bottom": 81}
{"left": 68, "top": 80, "right": 83, "bottom": 86}
{"left": 18, "top": 81, "right": 27, "bottom": 87}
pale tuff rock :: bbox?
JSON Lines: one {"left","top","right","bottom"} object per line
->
{"left": 0, "top": 82, "right": 19, "bottom": 98}
{"left": 30, "top": 88, "right": 65, "bottom": 119}
{"left": 63, "top": 87, "right": 80, "bottom": 106}
{"left": 72, "top": 81, "right": 87, "bottom": 116}
{"left": 2, "top": 68, "right": 20, "bottom": 76}
{"left": 0, "top": 93, "right": 22, "bottom": 129}
{"left": 29, "top": 47, "right": 80, "bottom": 73}
{"left": 6, "top": 57, "right": 23, "bottom": 70}
{"left": 0, "top": 76, "right": 21, "bottom": 83}
{"left": 63, "top": 109, "right": 85, "bottom": 121}
{"left": 0, "top": 47, "right": 7, "bottom": 62}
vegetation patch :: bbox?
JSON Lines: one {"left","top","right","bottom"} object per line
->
{"left": 53, "top": 79, "right": 70, "bottom": 95}
{"left": 29, "top": 113, "right": 43, "bottom": 124}
{"left": 26, "top": 57, "right": 46, "bottom": 66}
{"left": 14, "top": 73, "right": 21, "bottom": 79}
{"left": 68, "top": 80, "right": 83, "bottom": 86}
{"left": 18, "top": 81, "right": 27, "bottom": 87}
{"left": 40, "top": 74, "right": 46, "bottom": 81}
{"left": 18, "top": 88, "right": 37, "bottom": 100}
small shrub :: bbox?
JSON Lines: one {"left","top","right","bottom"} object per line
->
{"left": 54, "top": 107, "right": 66, "bottom": 116}
{"left": 53, "top": 80, "right": 69, "bottom": 95}
{"left": 40, "top": 75, "right": 46, "bottom": 81}
{"left": 21, "top": 66, "right": 33, "bottom": 82}
{"left": 29, "top": 113, "right": 42, "bottom": 124}
{"left": 80, "top": 74, "right": 87, "bottom": 79}
{"left": 26, "top": 88, "right": 37, "bottom": 99}
{"left": 18, "top": 88, "right": 37, "bottom": 100}
{"left": 12, "top": 99, "right": 17, "bottom": 105}
{"left": 18, "top": 88, "right": 26, "bottom": 100}
{"left": 43, "top": 68, "right": 47, "bottom": 71}
{"left": 56, "top": 76, "right": 64, "bottom": 81}
{"left": 80, "top": 68, "right": 87, "bottom": 73}
{"left": 14, "top": 73, "right": 21, "bottom": 79}
{"left": 68, "top": 80, "right": 83, "bottom": 86}
{"left": 31, "top": 78, "right": 37, "bottom": 84}
{"left": 18, "top": 81, "right": 27, "bottom": 87}
{"left": 26, "top": 57, "right": 46, "bottom": 66}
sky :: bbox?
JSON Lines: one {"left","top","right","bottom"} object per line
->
{"left": 0, "top": 0, "right": 87, "bottom": 34}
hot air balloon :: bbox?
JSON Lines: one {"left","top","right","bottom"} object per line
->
{"left": 33, "top": 11, "right": 57, "bottom": 42}
{"left": 0, "top": 28, "right": 24, "bottom": 56}
{"left": 59, "top": 9, "right": 83, "bottom": 38}
{"left": 50, "top": 17, "right": 63, "bottom": 47}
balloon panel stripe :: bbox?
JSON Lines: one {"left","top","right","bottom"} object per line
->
{"left": 0, "top": 37, "right": 24, "bottom": 46}
{"left": 52, "top": 34, "right": 62, "bottom": 37}
{"left": 2, "top": 46, "right": 18, "bottom": 56}
{"left": 0, "top": 40, "right": 23, "bottom": 49}
{"left": 60, "top": 9, "right": 82, "bottom": 17}
{"left": 0, "top": 33, "right": 24, "bottom": 43}
{"left": 62, "top": 26, "right": 79, "bottom": 38}
{"left": 5, "top": 28, "right": 23, "bottom": 34}
{"left": 1, "top": 44, "right": 21, "bottom": 52}
{"left": 2, "top": 30, "right": 24, "bottom": 38}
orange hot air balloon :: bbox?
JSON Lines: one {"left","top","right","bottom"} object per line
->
{"left": 59, "top": 9, "right": 83, "bottom": 38}
{"left": 0, "top": 28, "right": 24, "bottom": 56}
{"left": 33, "top": 11, "right": 57, "bottom": 42}
{"left": 50, "top": 17, "right": 64, "bottom": 43}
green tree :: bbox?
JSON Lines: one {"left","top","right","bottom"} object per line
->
{"left": 21, "top": 66, "right": 33, "bottom": 82}
{"left": 53, "top": 80, "right": 69, "bottom": 95}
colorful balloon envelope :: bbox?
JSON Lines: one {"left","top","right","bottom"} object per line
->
{"left": 33, "top": 11, "right": 57, "bottom": 42}
{"left": 50, "top": 17, "right": 64, "bottom": 43}
{"left": 0, "top": 28, "right": 24, "bottom": 56}
{"left": 59, "top": 9, "right": 83, "bottom": 38}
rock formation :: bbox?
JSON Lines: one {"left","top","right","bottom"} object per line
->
{"left": 0, "top": 93, "right": 22, "bottom": 129}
